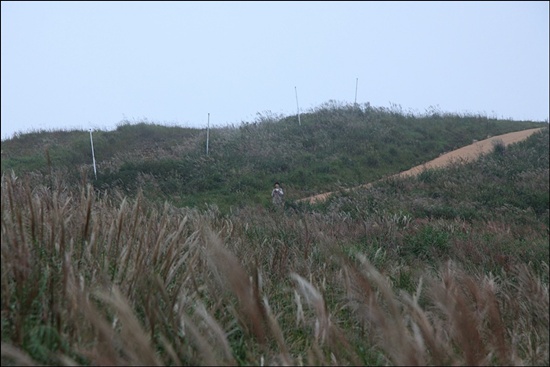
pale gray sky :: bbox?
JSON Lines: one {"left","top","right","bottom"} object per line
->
{"left": 1, "top": 1, "right": 549, "bottom": 140}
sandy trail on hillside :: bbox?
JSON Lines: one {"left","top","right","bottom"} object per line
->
{"left": 299, "top": 127, "right": 544, "bottom": 205}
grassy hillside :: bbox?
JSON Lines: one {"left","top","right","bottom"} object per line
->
{"left": 1, "top": 102, "right": 548, "bottom": 365}
{"left": 1, "top": 101, "right": 545, "bottom": 211}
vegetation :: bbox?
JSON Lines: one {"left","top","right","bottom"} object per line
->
{"left": 1, "top": 102, "right": 545, "bottom": 211}
{"left": 1, "top": 102, "right": 548, "bottom": 365}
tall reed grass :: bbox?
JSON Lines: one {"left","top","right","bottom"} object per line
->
{"left": 2, "top": 171, "right": 548, "bottom": 366}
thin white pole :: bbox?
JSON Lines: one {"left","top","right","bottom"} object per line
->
{"left": 89, "top": 129, "right": 97, "bottom": 180}
{"left": 295, "top": 86, "right": 301, "bottom": 126}
{"left": 206, "top": 113, "right": 210, "bottom": 156}
{"left": 354, "top": 77, "right": 358, "bottom": 105}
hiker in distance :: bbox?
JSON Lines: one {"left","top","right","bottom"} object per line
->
{"left": 271, "top": 182, "right": 284, "bottom": 207}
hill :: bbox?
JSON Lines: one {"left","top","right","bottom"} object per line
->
{"left": 1, "top": 101, "right": 548, "bottom": 365}
{"left": 1, "top": 101, "right": 546, "bottom": 211}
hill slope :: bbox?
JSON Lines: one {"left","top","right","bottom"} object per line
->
{"left": 302, "top": 127, "right": 545, "bottom": 204}
{"left": 1, "top": 102, "right": 547, "bottom": 210}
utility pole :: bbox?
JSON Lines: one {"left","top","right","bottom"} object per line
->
{"left": 295, "top": 86, "right": 301, "bottom": 126}
{"left": 89, "top": 129, "right": 97, "bottom": 180}
{"left": 206, "top": 113, "right": 210, "bottom": 156}
{"left": 354, "top": 78, "right": 359, "bottom": 106}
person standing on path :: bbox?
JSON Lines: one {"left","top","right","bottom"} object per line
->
{"left": 271, "top": 182, "right": 284, "bottom": 208}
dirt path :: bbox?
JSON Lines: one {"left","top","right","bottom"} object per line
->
{"left": 299, "top": 127, "right": 544, "bottom": 205}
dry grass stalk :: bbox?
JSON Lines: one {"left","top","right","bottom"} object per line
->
{"left": 262, "top": 295, "right": 293, "bottom": 365}
{"left": 1, "top": 342, "right": 39, "bottom": 366}
{"left": 92, "top": 286, "right": 161, "bottom": 366}
{"left": 193, "top": 301, "right": 237, "bottom": 365}
{"left": 290, "top": 272, "right": 330, "bottom": 345}
{"left": 202, "top": 227, "right": 267, "bottom": 344}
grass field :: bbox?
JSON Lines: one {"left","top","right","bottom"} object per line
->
{"left": 1, "top": 103, "right": 548, "bottom": 365}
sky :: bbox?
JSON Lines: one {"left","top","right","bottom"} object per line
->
{"left": 1, "top": 1, "right": 549, "bottom": 140}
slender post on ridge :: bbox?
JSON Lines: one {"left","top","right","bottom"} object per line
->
{"left": 354, "top": 77, "right": 358, "bottom": 106}
{"left": 206, "top": 113, "right": 210, "bottom": 156}
{"left": 295, "top": 86, "right": 301, "bottom": 126}
{"left": 89, "top": 129, "right": 97, "bottom": 180}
